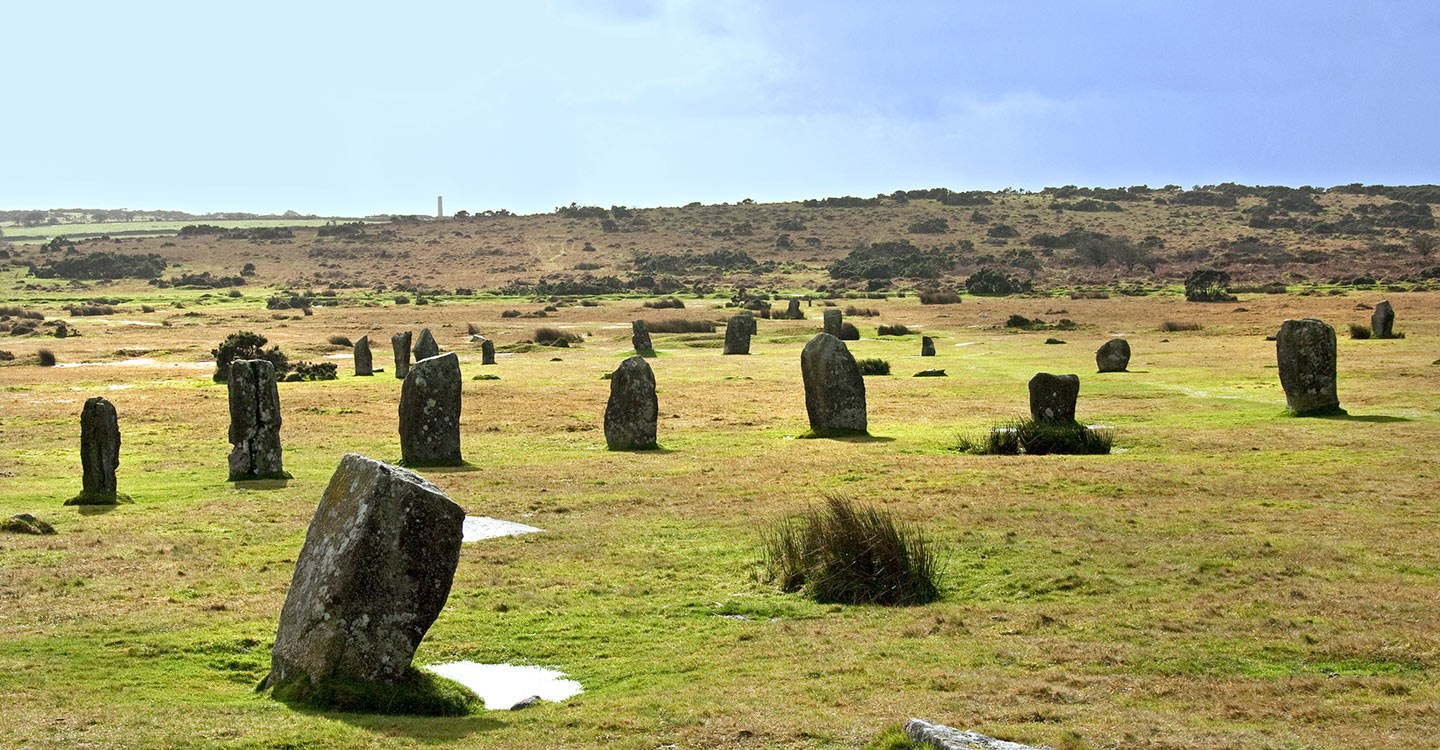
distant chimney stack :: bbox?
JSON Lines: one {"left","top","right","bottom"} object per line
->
{"left": 437, "top": 196, "right": 444, "bottom": 219}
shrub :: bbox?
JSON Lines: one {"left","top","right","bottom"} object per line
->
{"left": 36, "top": 349, "right": 56, "bottom": 367}
{"left": 0, "top": 350, "right": 14, "bottom": 362}
{"left": 957, "top": 419, "right": 1112, "bottom": 455}
{"left": 1159, "top": 320, "right": 1203, "bottom": 332}
{"left": 763, "top": 496, "right": 939, "bottom": 606}
{"left": 644, "top": 319, "right": 716, "bottom": 334}
{"left": 533, "top": 327, "right": 583, "bottom": 346}
{"left": 1184, "top": 268, "right": 1237, "bottom": 302}
{"left": 985, "top": 223, "right": 1019, "bottom": 238}
{"left": 1348, "top": 323, "right": 1372, "bottom": 339}
{"left": 327, "top": 335, "right": 353, "bottom": 347}
{"left": 907, "top": 217, "right": 949, "bottom": 234}
{"left": 856, "top": 358, "right": 891, "bottom": 375}
{"left": 211, "top": 331, "right": 289, "bottom": 382}
{"left": 965, "top": 268, "right": 1029, "bottom": 296}
{"left": 284, "top": 361, "right": 338, "bottom": 381}
{"left": 0, "top": 306, "right": 45, "bottom": 320}
{"left": 500, "top": 309, "right": 521, "bottom": 318}
{"left": 876, "top": 324, "right": 911, "bottom": 336}
{"left": 643, "top": 297, "right": 686, "bottom": 309}
{"left": 838, "top": 322, "right": 861, "bottom": 340}
{"left": 844, "top": 306, "right": 879, "bottom": 317}
{"left": 828, "top": 241, "right": 954, "bottom": 280}
{"left": 917, "top": 290, "right": 961, "bottom": 305}
{"left": 31, "top": 251, "right": 167, "bottom": 279}
{"left": 64, "top": 304, "right": 117, "bottom": 316}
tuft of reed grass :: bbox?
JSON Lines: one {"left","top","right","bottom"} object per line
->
{"left": 643, "top": 297, "right": 686, "bottom": 309}
{"left": 763, "top": 496, "right": 940, "bottom": 606}
{"left": 838, "top": 322, "right": 860, "bottom": 340}
{"left": 917, "top": 290, "right": 961, "bottom": 305}
{"left": 1160, "top": 320, "right": 1203, "bottom": 332}
{"left": 326, "top": 335, "right": 353, "bottom": 347}
{"left": 956, "top": 418, "right": 1113, "bottom": 455}
{"left": 856, "top": 358, "right": 891, "bottom": 376}
{"left": 643, "top": 319, "right": 716, "bottom": 334}
{"left": 37, "top": 349, "right": 57, "bottom": 367}
{"left": 533, "top": 326, "right": 583, "bottom": 346}
{"left": 844, "top": 306, "right": 879, "bottom": 317}
{"left": 1348, "top": 323, "right": 1372, "bottom": 340}
{"left": 876, "top": 324, "right": 912, "bottom": 336}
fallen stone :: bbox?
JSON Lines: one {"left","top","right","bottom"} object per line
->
{"left": 399, "top": 353, "right": 463, "bottom": 466}
{"left": 604, "top": 356, "right": 659, "bottom": 450}
{"left": 905, "top": 718, "right": 1050, "bottom": 750}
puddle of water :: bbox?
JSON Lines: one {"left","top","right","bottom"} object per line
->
{"left": 423, "top": 662, "right": 582, "bottom": 710}
{"left": 463, "top": 516, "right": 542, "bottom": 542}
{"left": 954, "top": 341, "right": 980, "bottom": 347}
{"left": 323, "top": 353, "right": 353, "bottom": 360}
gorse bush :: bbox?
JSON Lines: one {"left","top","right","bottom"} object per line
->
{"left": 856, "top": 358, "right": 891, "bottom": 376}
{"left": 284, "top": 361, "right": 338, "bottom": 382}
{"left": 37, "top": 349, "right": 57, "bottom": 367}
{"left": 533, "top": 327, "right": 583, "bottom": 346}
{"left": 876, "top": 324, "right": 911, "bottom": 336}
{"left": 211, "top": 331, "right": 289, "bottom": 382}
{"left": 0, "top": 306, "right": 44, "bottom": 320}
{"left": 763, "top": 496, "right": 940, "bottom": 606}
{"left": 1184, "top": 268, "right": 1237, "bottom": 302}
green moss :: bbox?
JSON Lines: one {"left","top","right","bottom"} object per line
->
{"left": 265, "top": 666, "right": 479, "bottom": 716}
{"left": 63, "top": 490, "right": 133, "bottom": 506}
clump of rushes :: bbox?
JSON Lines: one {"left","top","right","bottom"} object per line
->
{"left": 956, "top": 418, "right": 1113, "bottom": 455}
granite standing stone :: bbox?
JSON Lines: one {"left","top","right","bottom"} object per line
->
{"left": 1372, "top": 300, "right": 1395, "bottom": 338}
{"left": 724, "top": 315, "right": 753, "bottom": 355}
{"left": 399, "top": 353, "right": 463, "bottom": 466}
{"left": 604, "top": 356, "right": 659, "bottom": 450}
{"left": 631, "top": 320, "right": 655, "bottom": 358}
{"left": 920, "top": 336, "right": 936, "bottom": 357}
{"left": 67, "top": 396, "right": 123, "bottom": 505}
{"left": 1277, "top": 318, "right": 1343, "bottom": 415}
{"left": 1095, "top": 338, "right": 1131, "bottom": 373}
{"left": 413, "top": 327, "right": 440, "bottom": 361}
{"left": 353, "top": 335, "right": 373, "bottom": 376}
{"left": 263, "top": 454, "right": 465, "bottom": 697}
{"left": 1029, "top": 372, "right": 1080, "bottom": 423}
{"left": 228, "top": 359, "right": 289, "bottom": 480}
{"left": 785, "top": 298, "right": 803, "bottom": 319}
{"left": 480, "top": 337, "right": 496, "bottom": 365}
{"left": 391, "top": 331, "right": 412, "bottom": 379}
{"left": 823, "top": 308, "right": 842, "bottom": 338}
{"left": 800, "top": 333, "right": 867, "bottom": 435}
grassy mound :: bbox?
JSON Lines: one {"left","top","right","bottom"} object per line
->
{"left": 265, "top": 666, "right": 479, "bottom": 717}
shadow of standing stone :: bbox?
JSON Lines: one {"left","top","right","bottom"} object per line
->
{"left": 228, "top": 360, "right": 290, "bottom": 481}
{"left": 1029, "top": 373, "right": 1079, "bottom": 423}
{"left": 604, "top": 356, "right": 658, "bottom": 450}
{"left": 801, "top": 333, "right": 867, "bottom": 436}
{"left": 66, "top": 396, "right": 129, "bottom": 505}
{"left": 399, "top": 353, "right": 463, "bottom": 466}
{"left": 391, "top": 331, "right": 412, "bottom": 379}
{"left": 1277, "top": 318, "right": 1344, "bottom": 416}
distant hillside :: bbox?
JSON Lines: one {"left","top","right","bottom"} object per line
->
{"left": 4, "top": 185, "right": 1438, "bottom": 295}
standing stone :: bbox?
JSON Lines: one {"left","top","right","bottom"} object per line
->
{"left": 228, "top": 359, "right": 289, "bottom": 480}
{"left": 631, "top": 320, "right": 655, "bottom": 358}
{"left": 353, "top": 335, "right": 373, "bottom": 376}
{"left": 604, "top": 356, "right": 658, "bottom": 450}
{"left": 263, "top": 453, "right": 465, "bottom": 702}
{"left": 1029, "top": 373, "right": 1080, "bottom": 423}
{"left": 67, "top": 396, "right": 124, "bottom": 505}
{"left": 800, "top": 333, "right": 867, "bottom": 435}
{"left": 785, "top": 298, "right": 802, "bottom": 320}
{"left": 1371, "top": 300, "right": 1395, "bottom": 338}
{"left": 391, "top": 331, "right": 412, "bottom": 379}
{"left": 413, "top": 327, "right": 439, "bottom": 361}
{"left": 399, "top": 353, "right": 463, "bottom": 466}
{"left": 1095, "top": 338, "right": 1131, "bottom": 373}
{"left": 1277, "top": 318, "right": 1343, "bottom": 416}
{"left": 823, "top": 308, "right": 842, "bottom": 338}
{"left": 724, "top": 315, "right": 752, "bottom": 355}
{"left": 920, "top": 336, "right": 936, "bottom": 357}
{"left": 480, "top": 337, "right": 496, "bottom": 365}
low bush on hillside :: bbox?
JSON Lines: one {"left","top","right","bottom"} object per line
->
{"left": 533, "top": 327, "right": 583, "bottom": 346}
{"left": 838, "top": 322, "right": 860, "bottom": 340}
{"left": 828, "top": 241, "right": 954, "bottom": 280}
{"left": 1184, "top": 268, "right": 1238, "bottom": 302}
{"left": 917, "top": 290, "right": 961, "bottom": 305}
{"left": 212, "top": 331, "right": 289, "bottom": 382}
{"left": 643, "top": 297, "right": 685, "bottom": 309}
{"left": 283, "top": 361, "right": 337, "bottom": 382}
{"left": 844, "top": 306, "right": 879, "bottom": 317}
{"left": 1159, "top": 320, "right": 1203, "bottom": 332}
{"left": 856, "top": 358, "right": 891, "bottom": 376}
{"left": 37, "top": 349, "right": 56, "bottom": 367}
{"left": 964, "top": 268, "right": 1030, "bottom": 296}
{"left": 31, "top": 251, "right": 167, "bottom": 279}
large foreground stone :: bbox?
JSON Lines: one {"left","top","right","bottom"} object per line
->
{"left": 354, "top": 335, "right": 373, "bottom": 376}
{"left": 1277, "top": 318, "right": 1343, "bottom": 416}
{"left": 413, "top": 327, "right": 440, "bottom": 361}
{"left": 905, "top": 718, "right": 1047, "bottom": 750}
{"left": 1372, "top": 300, "right": 1395, "bottom": 338}
{"left": 801, "top": 333, "right": 867, "bottom": 435}
{"left": 391, "top": 331, "right": 412, "bottom": 379}
{"left": 1095, "top": 338, "right": 1130, "bottom": 373}
{"left": 399, "top": 353, "right": 463, "bottom": 466}
{"left": 631, "top": 320, "right": 655, "bottom": 358}
{"left": 67, "top": 396, "right": 124, "bottom": 505}
{"left": 1028, "top": 373, "right": 1079, "bottom": 423}
{"left": 604, "top": 356, "right": 658, "bottom": 450}
{"left": 724, "top": 315, "right": 753, "bottom": 355}
{"left": 264, "top": 454, "right": 465, "bottom": 695}
{"left": 228, "top": 360, "right": 288, "bottom": 480}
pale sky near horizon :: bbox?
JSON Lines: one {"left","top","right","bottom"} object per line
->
{"left": 4, "top": 1, "right": 1438, "bottom": 217}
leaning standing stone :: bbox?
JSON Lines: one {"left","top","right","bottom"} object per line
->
{"left": 67, "top": 396, "right": 125, "bottom": 505}
{"left": 823, "top": 308, "right": 842, "bottom": 338}
{"left": 1029, "top": 373, "right": 1080, "bottom": 423}
{"left": 1277, "top": 318, "right": 1343, "bottom": 416}
{"left": 920, "top": 336, "right": 936, "bottom": 357}
{"left": 800, "top": 333, "right": 867, "bottom": 435}
{"left": 631, "top": 320, "right": 655, "bottom": 358}
{"left": 392, "top": 331, "right": 412, "bottom": 379}
{"left": 480, "top": 338, "right": 496, "bottom": 365}
{"left": 724, "top": 315, "right": 752, "bottom": 355}
{"left": 413, "top": 327, "right": 440, "bottom": 361}
{"left": 604, "top": 356, "right": 658, "bottom": 450}
{"left": 263, "top": 453, "right": 465, "bottom": 705}
{"left": 1371, "top": 300, "right": 1395, "bottom": 338}
{"left": 353, "top": 335, "right": 373, "bottom": 376}
{"left": 1095, "top": 338, "right": 1130, "bottom": 373}
{"left": 399, "top": 353, "right": 463, "bottom": 466}
{"left": 228, "top": 359, "right": 289, "bottom": 480}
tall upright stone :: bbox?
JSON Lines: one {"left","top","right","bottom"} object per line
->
{"left": 1095, "top": 338, "right": 1130, "bottom": 373}
{"left": 823, "top": 308, "right": 842, "bottom": 338}
{"left": 480, "top": 337, "right": 496, "bottom": 365}
{"left": 413, "top": 327, "right": 440, "bottom": 361}
{"left": 399, "top": 353, "right": 463, "bottom": 466}
{"left": 800, "top": 333, "right": 867, "bottom": 436}
{"left": 784, "top": 298, "right": 803, "bottom": 320}
{"left": 391, "top": 331, "right": 412, "bottom": 379}
{"left": 353, "top": 335, "right": 373, "bottom": 376}
{"left": 724, "top": 315, "right": 752, "bottom": 355}
{"left": 1277, "top": 318, "right": 1343, "bottom": 416}
{"left": 1029, "top": 373, "right": 1080, "bottom": 423}
{"left": 1371, "top": 300, "right": 1395, "bottom": 338}
{"left": 262, "top": 454, "right": 465, "bottom": 704}
{"left": 631, "top": 320, "right": 655, "bottom": 358}
{"left": 604, "top": 356, "right": 658, "bottom": 450}
{"left": 228, "top": 359, "right": 289, "bottom": 480}
{"left": 67, "top": 396, "right": 125, "bottom": 505}
{"left": 920, "top": 336, "right": 936, "bottom": 357}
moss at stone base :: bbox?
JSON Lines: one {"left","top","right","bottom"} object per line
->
{"left": 263, "top": 666, "right": 479, "bottom": 716}
{"left": 64, "top": 490, "right": 133, "bottom": 506}
{"left": 1290, "top": 405, "right": 1348, "bottom": 418}
{"left": 228, "top": 471, "right": 294, "bottom": 482}
{"left": 798, "top": 428, "right": 870, "bottom": 440}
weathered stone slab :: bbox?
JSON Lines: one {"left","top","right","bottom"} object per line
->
{"left": 480, "top": 337, "right": 496, "bottom": 365}
{"left": 631, "top": 320, "right": 655, "bottom": 358}
{"left": 391, "top": 331, "right": 412, "bottom": 379}
{"left": 413, "top": 327, "right": 440, "bottom": 361}
{"left": 604, "top": 356, "right": 658, "bottom": 450}
{"left": 921, "top": 336, "right": 936, "bottom": 357}
{"left": 1372, "top": 300, "right": 1395, "bottom": 338}
{"left": 1095, "top": 338, "right": 1130, "bottom": 373}
{"left": 354, "top": 335, "right": 373, "bottom": 376}
{"left": 823, "top": 308, "right": 842, "bottom": 338}
{"left": 724, "top": 315, "right": 753, "bottom": 355}
{"left": 228, "top": 360, "right": 289, "bottom": 480}
{"left": 1028, "top": 373, "right": 1079, "bottom": 424}
{"left": 905, "top": 718, "right": 1050, "bottom": 750}
{"left": 1277, "top": 318, "right": 1343, "bottom": 416}
{"left": 399, "top": 353, "right": 463, "bottom": 466}
{"left": 67, "top": 396, "right": 123, "bottom": 505}
{"left": 801, "top": 333, "right": 867, "bottom": 435}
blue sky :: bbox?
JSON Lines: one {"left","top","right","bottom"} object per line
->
{"left": 4, "top": 1, "right": 1438, "bottom": 216}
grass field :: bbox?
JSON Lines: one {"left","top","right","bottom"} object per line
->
{"left": 1, "top": 273, "right": 1438, "bottom": 749}
{"left": 1, "top": 219, "right": 345, "bottom": 244}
